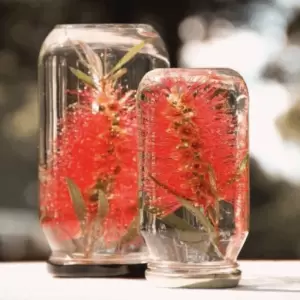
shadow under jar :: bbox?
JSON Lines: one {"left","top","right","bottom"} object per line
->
{"left": 38, "top": 24, "right": 170, "bottom": 277}
{"left": 137, "top": 68, "right": 249, "bottom": 288}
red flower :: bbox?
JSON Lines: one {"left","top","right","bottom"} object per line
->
{"left": 139, "top": 70, "right": 249, "bottom": 230}
{"left": 40, "top": 86, "right": 138, "bottom": 243}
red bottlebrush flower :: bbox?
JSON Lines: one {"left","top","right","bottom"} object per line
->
{"left": 140, "top": 71, "right": 249, "bottom": 229}
{"left": 39, "top": 38, "right": 161, "bottom": 256}
{"left": 40, "top": 88, "right": 138, "bottom": 243}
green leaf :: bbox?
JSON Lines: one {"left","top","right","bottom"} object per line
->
{"left": 161, "top": 213, "right": 209, "bottom": 245}
{"left": 149, "top": 175, "right": 215, "bottom": 234}
{"left": 68, "top": 39, "right": 103, "bottom": 79}
{"left": 175, "top": 196, "right": 223, "bottom": 257}
{"left": 144, "top": 205, "right": 196, "bottom": 231}
{"left": 65, "top": 178, "right": 86, "bottom": 223}
{"left": 208, "top": 164, "right": 217, "bottom": 192}
{"left": 75, "top": 41, "right": 103, "bottom": 77}
{"left": 106, "top": 39, "right": 152, "bottom": 77}
{"left": 227, "top": 153, "right": 249, "bottom": 185}
{"left": 69, "top": 67, "right": 96, "bottom": 88}
{"left": 88, "top": 188, "right": 109, "bottom": 249}
{"left": 54, "top": 226, "right": 83, "bottom": 254}
{"left": 149, "top": 175, "right": 223, "bottom": 258}
{"left": 160, "top": 213, "right": 196, "bottom": 231}
{"left": 237, "top": 153, "right": 249, "bottom": 174}
{"left": 176, "top": 196, "right": 215, "bottom": 234}
{"left": 96, "top": 188, "right": 109, "bottom": 219}
{"left": 110, "top": 68, "right": 127, "bottom": 82}
{"left": 175, "top": 231, "right": 209, "bottom": 244}
{"left": 117, "top": 215, "right": 139, "bottom": 248}
{"left": 39, "top": 207, "right": 46, "bottom": 223}
{"left": 207, "top": 164, "right": 220, "bottom": 223}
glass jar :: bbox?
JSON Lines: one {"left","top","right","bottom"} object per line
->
{"left": 38, "top": 24, "right": 170, "bottom": 277}
{"left": 137, "top": 68, "right": 249, "bottom": 288}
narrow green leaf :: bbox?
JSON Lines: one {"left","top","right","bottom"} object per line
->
{"left": 89, "top": 187, "right": 109, "bottom": 244}
{"left": 176, "top": 196, "right": 215, "bottom": 234}
{"left": 160, "top": 213, "right": 196, "bottom": 231}
{"left": 149, "top": 175, "right": 215, "bottom": 234}
{"left": 227, "top": 154, "right": 249, "bottom": 185}
{"left": 76, "top": 41, "right": 103, "bottom": 77}
{"left": 149, "top": 174, "right": 182, "bottom": 197}
{"left": 207, "top": 164, "right": 220, "bottom": 223}
{"left": 65, "top": 178, "right": 86, "bottom": 222}
{"left": 106, "top": 39, "right": 152, "bottom": 77}
{"left": 144, "top": 205, "right": 196, "bottom": 231}
{"left": 149, "top": 175, "right": 223, "bottom": 258}
{"left": 69, "top": 67, "right": 96, "bottom": 88}
{"left": 207, "top": 205, "right": 217, "bottom": 226}
{"left": 208, "top": 164, "right": 217, "bottom": 192}
{"left": 117, "top": 215, "right": 139, "bottom": 247}
{"left": 176, "top": 231, "right": 209, "bottom": 244}
{"left": 96, "top": 188, "right": 109, "bottom": 219}
{"left": 68, "top": 39, "right": 91, "bottom": 71}
{"left": 110, "top": 68, "right": 127, "bottom": 82}
{"left": 39, "top": 211, "right": 47, "bottom": 223}
{"left": 237, "top": 153, "right": 249, "bottom": 174}
{"left": 175, "top": 197, "right": 223, "bottom": 257}
{"left": 54, "top": 225, "right": 83, "bottom": 254}
{"left": 146, "top": 206, "right": 210, "bottom": 245}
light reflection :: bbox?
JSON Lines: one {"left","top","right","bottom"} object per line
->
{"left": 178, "top": 15, "right": 206, "bottom": 42}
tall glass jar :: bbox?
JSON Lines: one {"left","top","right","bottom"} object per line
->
{"left": 38, "top": 24, "right": 170, "bottom": 277}
{"left": 137, "top": 68, "right": 249, "bottom": 288}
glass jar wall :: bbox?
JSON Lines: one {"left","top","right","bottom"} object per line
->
{"left": 38, "top": 24, "right": 170, "bottom": 276}
{"left": 137, "top": 68, "right": 249, "bottom": 288}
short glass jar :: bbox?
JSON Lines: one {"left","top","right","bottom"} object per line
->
{"left": 137, "top": 68, "right": 249, "bottom": 288}
{"left": 38, "top": 24, "right": 169, "bottom": 277}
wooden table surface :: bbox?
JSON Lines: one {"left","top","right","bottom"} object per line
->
{"left": 1, "top": 261, "right": 299, "bottom": 300}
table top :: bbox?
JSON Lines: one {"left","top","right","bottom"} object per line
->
{"left": 1, "top": 261, "right": 300, "bottom": 300}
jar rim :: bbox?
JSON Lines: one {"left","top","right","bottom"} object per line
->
{"left": 55, "top": 23, "right": 155, "bottom": 30}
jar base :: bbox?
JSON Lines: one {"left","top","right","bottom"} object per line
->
{"left": 145, "top": 261, "right": 241, "bottom": 288}
{"left": 47, "top": 260, "right": 147, "bottom": 278}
